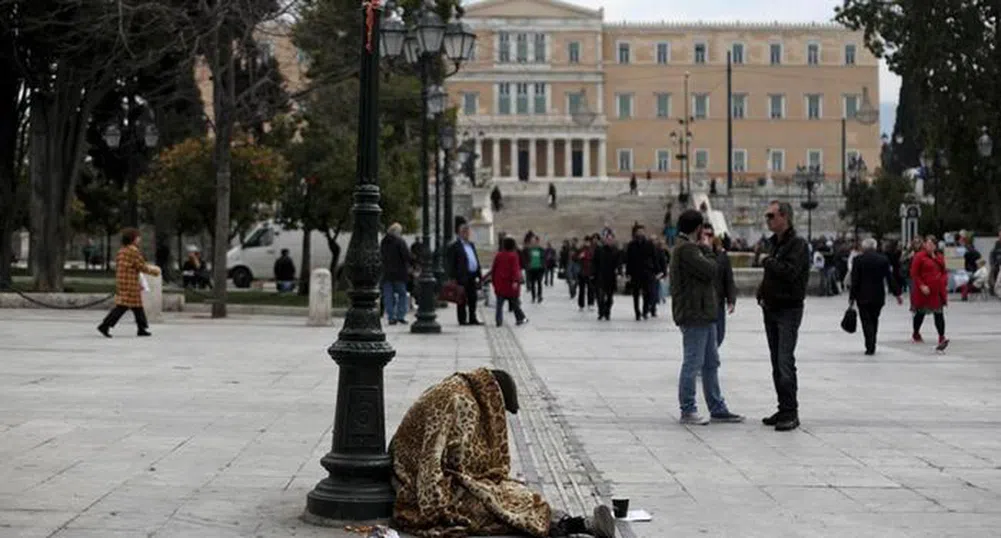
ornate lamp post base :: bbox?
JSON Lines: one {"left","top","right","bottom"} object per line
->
{"left": 411, "top": 270, "right": 442, "bottom": 334}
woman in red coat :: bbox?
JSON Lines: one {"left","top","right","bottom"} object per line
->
{"left": 491, "top": 237, "right": 527, "bottom": 327}
{"left": 909, "top": 235, "right": 950, "bottom": 350}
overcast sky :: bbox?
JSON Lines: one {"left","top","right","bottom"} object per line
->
{"left": 564, "top": 0, "right": 901, "bottom": 104}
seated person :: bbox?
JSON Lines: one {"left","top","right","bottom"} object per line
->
{"left": 960, "top": 259, "right": 989, "bottom": 300}
{"left": 390, "top": 367, "right": 615, "bottom": 538}
{"left": 273, "top": 249, "right": 296, "bottom": 292}
{"left": 181, "top": 246, "right": 212, "bottom": 289}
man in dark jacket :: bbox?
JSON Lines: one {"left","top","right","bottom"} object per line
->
{"left": 626, "top": 224, "right": 657, "bottom": 321}
{"left": 274, "top": 249, "right": 296, "bottom": 293}
{"left": 670, "top": 210, "right": 743, "bottom": 425}
{"left": 850, "top": 237, "right": 902, "bottom": 355}
{"left": 447, "top": 220, "right": 483, "bottom": 326}
{"left": 704, "top": 224, "right": 736, "bottom": 346}
{"left": 592, "top": 232, "right": 621, "bottom": 321}
{"left": 757, "top": 201, "right": 811, "bottom": 432}
{"left": 380, "top": 222, "right": 412, "bottom": 325}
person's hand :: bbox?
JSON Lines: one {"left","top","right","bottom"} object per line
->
{"left": 727, "top": 302, "right": 736, "bottom": 314}
{"left": 920, "top": 285, "right": 930, "bottom": 296}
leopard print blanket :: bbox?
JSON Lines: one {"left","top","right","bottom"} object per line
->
{"left": 389, "top": 368, "right": 551, "bottom": 537}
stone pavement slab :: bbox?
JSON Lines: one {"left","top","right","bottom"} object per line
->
{"left": 2, "top": 295, "right": 1001, "bottom": 537}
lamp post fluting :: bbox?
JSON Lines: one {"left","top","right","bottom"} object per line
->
{"left": 304, "top": 1, "right": 404, "bottom": 522}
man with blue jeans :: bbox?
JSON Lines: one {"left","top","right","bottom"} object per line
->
{"left": 380, "top": 223, "right": 412, "bottom": 325}
{"left": 669, "top": 210, "right": 744, "bottom": 425}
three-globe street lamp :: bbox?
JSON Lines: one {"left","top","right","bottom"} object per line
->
{"left": 795, "top": 164, "right": 821, "bottom": 243}
{"left": 919, "top": 149, "right": 949, "bottom": 237}
{"left": 395, "top": 2, "right": 475, "bottom": 335}
{"left": 847, "top": 154, "right": 867, "bottom": 241}
{"left": 434, "top": 122, "right": 456, "bottom": 287}
{"left": 304, "top": 0, "right": 401, "bottom": 522}
{"left": 426, "top": 84, "right": 447, "bottom": 286}
{"left": 670, "top": 128, "right": 694, "bottom": 203}
{"left": 102, "top": 112, "right": 160, "bottom": 227}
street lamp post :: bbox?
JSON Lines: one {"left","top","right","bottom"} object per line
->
{"left": 304, "top": 1, "right": 406, "bottom": 522}
{"left": 434, "top": 121, "right": 455, "bottom": 286}
{"left": 102, "top": 112, "right": 159, "bottom": 227}
{"left": 977, "top": 126, "right": 994, "bottom": 223}
{"left": 847, "top": 155, "right": 867, "bottom": 241}
{"left": 796, "top": 164, "right": 820, "bottom": 243}
{"left": 920, "top": 149, "right": 948, "bottom": 237}
{"left": 670, "top": 129, "right": 693, "bottom": 203}
{"left": 400, "top": 3, "right": 475, "bottom": 335}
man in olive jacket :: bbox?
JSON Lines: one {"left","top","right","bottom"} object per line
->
{"left": 670, "top": 210, "right": 744, "bottom": 426}
{"left": 757, "top": 201, "right": 811, "bottom": 432}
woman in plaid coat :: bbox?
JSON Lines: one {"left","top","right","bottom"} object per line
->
{"left": 98, "top": 228, "right": 161, "bottom": 337}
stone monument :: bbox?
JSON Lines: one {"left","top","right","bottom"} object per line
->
{"left": 308, "top": 268, "right": 333, "bottom": 326}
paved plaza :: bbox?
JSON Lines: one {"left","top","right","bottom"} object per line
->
{"left": 2, "top": 295, "right": 1001, "bottom": 537}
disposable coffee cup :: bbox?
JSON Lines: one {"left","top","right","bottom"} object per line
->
{"left": 612, "top": 498, "right": 629, "bottom": 518}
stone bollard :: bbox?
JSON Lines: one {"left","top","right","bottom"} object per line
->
{"left": 308, "top": 268, "right": 333, "bottom": 326}
{"left": 141, "top": 267, "right": 163, "bottom": 323}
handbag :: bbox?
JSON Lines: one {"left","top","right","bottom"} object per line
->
{"left": 438, "top": 280, "right": 467, "bottom": 306}
{"left": 840, "top": 306, "right": 858, "bottom": 334}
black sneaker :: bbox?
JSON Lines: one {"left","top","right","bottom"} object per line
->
{"left": 711, "top": 412, "right": 746, "bottom": 423}
{"left": 137, "top": 329, "right": 152, "bottom": 337}
{"left": 762, "top": 412, "right": 780, "bottom": 426}
{"left": 775, "top": 416, "right": 800, "bottom": 432}
{"left": 97, "top": 326, "right": 111, "bottom": 338}
{"left": 388, "top": 320, "right": 398, "bottom": 326}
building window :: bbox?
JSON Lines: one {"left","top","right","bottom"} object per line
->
{"left": 655, "top": 93, "right": 671, "bottom": 118}
{"left": 568, "top": 91, "right": 584, "bottom": 114}
{"left": 770, "top": 42, "right": 782, "bottom": 65}
{"left": 694, "top": 149, "right": 709, "bottom": 170}
{"left": 806, "top": 94, "right": 822, "bottom": 120}
{"left": 516, "top": 83, "right": 529, "bottom": 114}
{"left": 733, "top": 149, "right": 747, "bottom": 172}
{"left": 618, "top": 149, "right": 633, "bottom": 172}
{"left": 569, "top": 41, "right": 580, "bottom": 64}
{"left": 516, "top": 33, "right": 528, "bottom": 63}
{"left": 845, "top": 44, "right": 857, "bottom": 65}
{"left": 462, "top": 92, "right": 478, "bottom": 115}
{"left": 498, "top": 33, "right": 510, "bottom": 63}
{"left": 844, "top": 94, "right": 859, "bottom": 119}
{"left": 534, "top": 33, "right": 546, "bottom": 63}
{"left": 693, "top": 93, "right": 709, "bottom": 119}
{"left": 694, "top": 41, "right": 707, "bottom": 64}
{"left": 657, "top": 149, "right": 670, "bottom": 172}
{"left": 498, "top": 83, "right": 511, "bottom": 114}
{"left": 808, "top": 149, "right": 823, "bottom": 169}
{"left": 769, "top": 94, "right": 785, "bottom": 119}
{"left": 770, "top": 149, "right": 785, "bottom": 172}
{"left": 618, "top": 42, "right": 630, "bottom": 64}
{"left": 616, "top": 93, "right": 633, "bottom": 119}
{"left": 533, "top": 83, "right": 547, "bottom": 114}
{"left": 656, "top": 42, "right": 670, "bottom": 64}
{"left": 807, "top": 43, "right": 820, "bottom": 65}
{"left": 731, "top": 43, "right": 744, "bottom": 64}
{"left": 732, "top": 93, "right": 747, "bottom": 119}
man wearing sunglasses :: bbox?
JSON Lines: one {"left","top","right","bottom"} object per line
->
{"left": 757, "top": 201, "right": 811, "bottom": 432}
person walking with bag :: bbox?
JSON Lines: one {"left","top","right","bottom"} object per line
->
{"left": 98, "top": 228, "right": 161, "bottom": 338}
{"left": 491, "top": 237, "right": 527, "bottom": 327}
{"left": 910, "top": 235, "right": 950, "bottom": 351}
{"left": 592, "top": 232, "right": 621, "bottom": 321}
{"left": 849, "top": 238, "right": 903, "bottom": 355}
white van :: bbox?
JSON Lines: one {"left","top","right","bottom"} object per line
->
{"left": 226, "top": 220, "right": 419, "bottom": 288}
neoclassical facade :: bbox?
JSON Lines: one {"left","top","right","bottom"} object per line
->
{"left": 450, "top": 0, "right": 881, "bottom": 183}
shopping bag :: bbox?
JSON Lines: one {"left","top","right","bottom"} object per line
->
{"left": 840, "top": 306, "right": 857, "bottom": 334}
{"left": 139, "top": 273, "right": 150, "bottom": 292}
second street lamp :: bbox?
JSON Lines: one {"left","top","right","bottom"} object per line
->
{"left": 435, "top": 124, "right": 455, "bottom": 286}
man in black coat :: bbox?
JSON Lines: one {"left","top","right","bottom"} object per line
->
{"left": 447, "top": 220, "right": 483, "bottom": 326}
{"left": 380, "top": 222, "right": 412, "bottom": 325}
{"left": 592, "top": 232, "right": 621, "bottom": 321}
{"left": 850, "top": 237, "right": 902, "bottom": 355}
{"left": 756, "top": 201, "right": 811, "bottom": 432}
{"left": 626, "top": 224, "right": 656, "bottom": 321}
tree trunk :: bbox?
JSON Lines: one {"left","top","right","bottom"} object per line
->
{"left": 298, "top": 226, "right": 311, "bottom": 296}
{"left": 0, "top": 64, "right": 22, "bottom": 288}
{"left": 210, "top": 27, "right": 236, "bottom": 318}
{"left": 324, "top": 223, "right": 343, "bottom": 296}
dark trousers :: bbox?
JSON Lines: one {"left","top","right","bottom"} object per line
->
{"left": 100, "top": 305, "right": 149, "bottom": 332}
{"left": 858, "top": 303, "right": 883, "bottom": 353}
{"left": 544, "top": 267, "right": 555, "bottom": 286}
{"left": 596, "top": 281, "right": 615, "bottom": 318}
{"left": 763, "top": 306, "right": 803, "bottom": 416}
{"left": 457, "top": 273, "right": 480, "bottom": 325}
{"left": 631, "top": 277, "right": 652, "bottom": 318}
{"left": 577, "top": 276, "right": 594, "bottom": 308}
{"left": 528, "top": 269, "right": 545, "bottom": 302}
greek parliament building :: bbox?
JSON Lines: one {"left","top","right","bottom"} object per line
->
{"left": 449, "top": 0, "right": 881, "bottom": 184}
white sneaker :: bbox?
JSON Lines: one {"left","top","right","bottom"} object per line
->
{"left": 679, "top": 413, "right": 710, "bottom": 425}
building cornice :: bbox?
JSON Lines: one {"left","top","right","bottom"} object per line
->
{"left": 602, "top": 21, "right": 850, "bottom": 32}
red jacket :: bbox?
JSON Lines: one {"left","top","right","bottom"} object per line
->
{"left": 491, "top": 251, "right": 522, "bottom": 299}
{"left": 910, "top": 250, "right": 948, "bottom": 311}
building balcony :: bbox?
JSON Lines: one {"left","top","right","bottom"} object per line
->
{"left": 457, "top": 113, "right": 608, "bottom": 133}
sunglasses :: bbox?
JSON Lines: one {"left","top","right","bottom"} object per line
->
{"left": 765, "top": 212, "right": 777, "bottom": 220}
